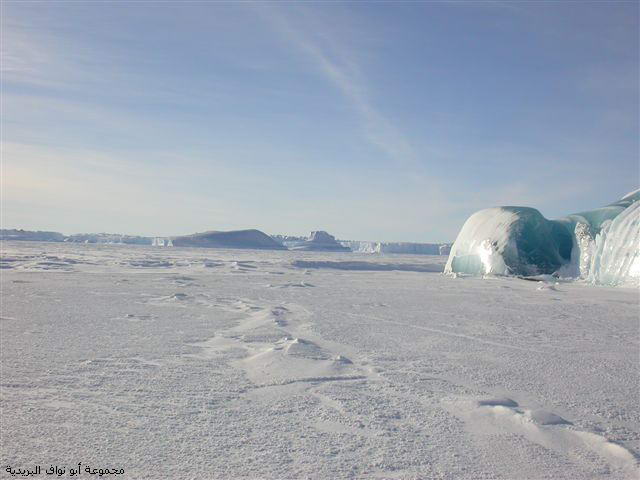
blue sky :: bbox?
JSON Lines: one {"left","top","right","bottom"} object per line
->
{"left": 2, "top": 1, "right": 638, "bottom": 241}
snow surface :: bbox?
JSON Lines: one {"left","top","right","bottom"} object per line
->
{"left": 1, "top": 241, "right": 639, "bottom": 479}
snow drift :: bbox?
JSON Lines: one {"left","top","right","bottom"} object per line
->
{"left": 445, "top": 190, "right": 639, "bottom": 286}
{"left": 172, "top": 229, "right": 286, "bottom": 250}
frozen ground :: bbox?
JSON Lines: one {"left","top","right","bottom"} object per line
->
{"left": 1, "top": 241, "right": 638, "bottom": 479}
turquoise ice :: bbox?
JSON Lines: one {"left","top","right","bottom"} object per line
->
{"left": 445, "top": 190, "right": 639, "bottom": 285}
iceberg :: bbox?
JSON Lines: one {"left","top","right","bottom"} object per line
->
{"left": 444, "top": 207, "right": 572, "bottom": 277}
{"left": 0, "top": 229, "right": 65, "bottom": 242}
{"left": 586, "top": 200, "right": 639, "bottom": 286}
{"left": 445, "top": 190, "right": 639, "bottom": 286}
{"left": 286, "top": 231, "right": 350, "bottom": 252}
{"left": 439, "top": 244, "right": 452, "bottom": 256}
{"left": 172, "top": 229, "right": 287, "bottom": 250}
{"left": 343, "top": 240, "right": 448, "bottom": 255}
{"left": 64, "top": 233, "right": 151, "bottom": 244}
{"left": 152, "top": 237, "right": 168, "bottom": 247}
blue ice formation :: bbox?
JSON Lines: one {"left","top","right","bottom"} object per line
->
{"left": 444, "top": 190, "right": 639, "bottom": 286}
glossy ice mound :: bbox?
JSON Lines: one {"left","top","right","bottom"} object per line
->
{"left": 445, "top": 190, "right": 639, "bottom": 286}
{"left": 444, "top": 207, "right": 572, "bottom": 277}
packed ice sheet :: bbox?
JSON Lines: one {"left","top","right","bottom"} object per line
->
{"left": 445, "top": 190, "right": 640, "bottom": 285}
{"left": 1, "top": 241, "right": 638, "bottom": 479}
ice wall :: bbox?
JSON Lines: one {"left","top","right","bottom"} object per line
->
{"left": 586, "top": 201, "right": 639, "bottom": 286}
{"left": 0, "top": 229, "right": 65, "bottom": 242}
{"left": 445, "top": 190, "right": 639, "bottom": 285}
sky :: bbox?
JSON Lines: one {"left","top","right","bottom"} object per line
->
{"left": 1, "top": 1, "right": 638, "bottom": 242}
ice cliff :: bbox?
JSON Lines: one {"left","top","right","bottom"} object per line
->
{"left": 65, "top": 233, "right": 151, "bottom": 244}
{"left": 344, "top": 241, "right": 449, "bottom": 255}
{"left": 583, "top": 196, "right": 639, "bottom": 285}
{"left": 445, "top": 190, "right": 639, "bottom": 286}
{"left": 0, "top": 229, "right": 65, "bottom": 242}
{"left": 0, "top": 230, "right": 151, "bottom": 244}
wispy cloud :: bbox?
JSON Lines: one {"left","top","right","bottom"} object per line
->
{"left": 253, "top": 3, "right": 415, "bottom": 165}
{"left": 0, "top": 14, "right": 97, "bottom": 89}
{"left": 1, "top": 20, "right": 56, "bottom": 86}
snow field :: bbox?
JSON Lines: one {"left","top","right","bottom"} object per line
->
{"left": 1, "top": 241, "right": 638, "bottom": 479}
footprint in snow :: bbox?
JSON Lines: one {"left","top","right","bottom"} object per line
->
{"left": 525, "top": 409, "right": 572, "bottom": 425}
{"left": 267, "top": 281, "right": 316, "bottom": 288}
{"left": 477, "top": 397, "right": 519, "bottom": 408}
